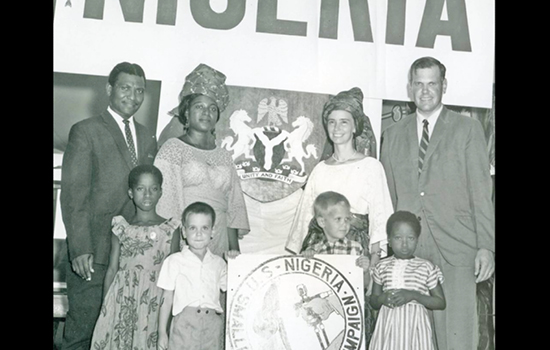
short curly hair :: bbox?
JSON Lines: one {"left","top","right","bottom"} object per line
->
{"left": 386, "top": 211, "right": 421, "bottom": 238}
{"left": 313, "top": 191, "right": 351, "bottom": 219}
{"left": 128, "top": 164, "right": 163, "bottom": 188}
{"left": 108, "top": 62, "right": 146, "bottom": 87}
{"left": 408, "top": 56, "right": 446, "bottom": 84}
{"left": 182, "top": 201, "right": 216, "bottom": 226}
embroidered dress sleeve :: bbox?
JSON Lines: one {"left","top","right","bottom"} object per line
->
{"left": 285, "top": 165, "right": 320, "bottom": 254}
{"left": 364, "top": 159, "right": 394, "bottom": 256}
{"left": 226, "top": 155, "right": 250, "bottom": 231}
{"left": 154, "top": 140, "right": 185, "bottom": 220}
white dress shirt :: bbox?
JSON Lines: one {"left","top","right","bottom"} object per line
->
{"left": 416, "top": 104, "right": 443, "bottom": 145}
{"left": 157, "top": 247, "right": 227, "bottom": 316}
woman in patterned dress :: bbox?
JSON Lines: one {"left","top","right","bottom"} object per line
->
{"left": 154, "top": 64, "right": 250, "bottom": 258}
{"left": 91, "top": 165, "right": 181, "bottom": 350}
{"left": 369, "top": 211, "right": 446, "bottom": 350}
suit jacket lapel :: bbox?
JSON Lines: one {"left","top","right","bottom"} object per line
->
{"left": 423, "top": 106, "right": 450, "bottom": 164}
{"left": 101, "top": 111, "right": 134, "bottom": 169}
{"left": 134, "top": 122, "right": 151, "bottom": 164}
{"left": 405, "top": 115, "right": 420, "bottom": 186}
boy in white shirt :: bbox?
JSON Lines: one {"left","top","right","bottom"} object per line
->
{"left": 157, "top": 201, "right": 238, "bottom": 350}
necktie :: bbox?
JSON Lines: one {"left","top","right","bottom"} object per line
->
{"left": 418, "top": 119, "right": 429, "bottom": 175}
{"left": 123, "top": 119, "right": 138, "bottom": 167}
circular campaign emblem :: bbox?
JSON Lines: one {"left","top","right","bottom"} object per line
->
{"left": 228, "top": 256, "right": 364, "bottom": 350}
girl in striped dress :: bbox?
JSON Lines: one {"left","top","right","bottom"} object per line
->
{"left": 369, "top": 211, "right": 446, "bottom": 350}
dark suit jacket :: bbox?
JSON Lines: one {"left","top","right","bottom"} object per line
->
{"left": 60, "top": 111, "right": 157, "bottom": 265}
{"left": 380, "top": 107, "right": 494, "bottom": 266}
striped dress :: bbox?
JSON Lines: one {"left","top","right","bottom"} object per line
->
{"left": 369, "top": 256, "right": 444, "bottom": 350}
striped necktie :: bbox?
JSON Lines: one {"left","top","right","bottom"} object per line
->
{"left": 418, "top": 119, "right": 429, "bottom": 175}
{"left": 123, "top": 119, "right": 138, "bottom": 167}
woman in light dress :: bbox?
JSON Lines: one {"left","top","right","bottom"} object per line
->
{"left": 285, "top": 87, "right": 394, "bottom": 345}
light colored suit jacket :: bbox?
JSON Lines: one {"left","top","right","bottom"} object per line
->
{"left": 60, "top": 111, "right": 157, "bottom": 265}
{"left": 380, "top": 107, "right": 494, "bottom": 266}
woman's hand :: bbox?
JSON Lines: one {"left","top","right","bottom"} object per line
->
{"left": 225, "top": 250, "right": 240, "bottom": 260}
{"left": 157, "top": 331, "right": 168, "bottom": 350}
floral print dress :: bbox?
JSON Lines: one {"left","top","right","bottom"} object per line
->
{"left": 91, "top": 216, "right": 181, "bottom": 350}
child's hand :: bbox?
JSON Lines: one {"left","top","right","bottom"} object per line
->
{"left": 355, "top": 256, "right": 370, "bottom": 270}
{"left": 389, "top": 289, "right": 417, "bottom": 307}
{"left": 302, "top": 250, "right": 316, "bottom": 259}
{"left": 225, "top": 250, "right": 240, "bottom": 260}
{"left": 380, "top": 289, "right": 396, "bottom": 308}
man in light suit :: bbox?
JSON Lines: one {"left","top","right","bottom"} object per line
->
{"left": 380, "top": 57, "right": 494, "bottom": 350}
{"left": 60, "top": 62, "right": 157, "bottom": 350}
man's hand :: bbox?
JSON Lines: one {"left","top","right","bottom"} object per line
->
{"left": 71, "top": 253, "right": 95, "bottom": 281}
{"left": 474, "top": 248, "right": 494, "bottom": 283}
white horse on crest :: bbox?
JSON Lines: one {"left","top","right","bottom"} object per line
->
{"left": 221, "top": 109, "right": 256, "bottom": 161}
{"left": 281, "top": 116, "right": 318, "bottom": 174}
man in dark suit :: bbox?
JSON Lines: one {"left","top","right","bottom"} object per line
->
{"left": 380, "top": 57, "right": 495, "bottom": 350}
{"left": 60, "top": 62, "right": 157, "bottom": 350}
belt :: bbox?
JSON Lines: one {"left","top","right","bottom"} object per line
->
{"left": 186, "top": 306, "right": 222, "bottom": 315}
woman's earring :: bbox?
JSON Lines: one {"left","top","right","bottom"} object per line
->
{"left": 183, "top": 120, "right": 189, "bottom": 133}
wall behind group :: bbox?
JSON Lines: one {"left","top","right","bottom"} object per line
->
{"left": 54, "top": 0, "right": 495, "bottom": 256}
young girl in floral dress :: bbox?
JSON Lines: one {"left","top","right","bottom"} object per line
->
{"left": 91, "top": 165, "right": 181, "bottom": 350}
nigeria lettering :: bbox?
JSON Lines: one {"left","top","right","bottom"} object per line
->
{"left": 227, "top": 256, "right": 364, "bottom": 349}
{"left": 74, "top": 0, "right": 472, "bottom": 52}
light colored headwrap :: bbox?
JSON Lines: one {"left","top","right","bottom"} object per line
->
{"left": 322, "top": 87, "right": 365, "bottom": 135}
{"left": 169, "top": 63, "right": 230, "bottom": 116}
{"left": 321, "top": 87, "right": 377, "bottom": 157}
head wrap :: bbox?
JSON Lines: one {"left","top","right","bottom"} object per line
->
{"left": 169, "top": 63, "right": 230, "bottom": 116}
{"left": 322, "top": 87, "right": 365, "bottom": 136}
{"left": 321, "top": 87, "right": 377, "bottom": 157}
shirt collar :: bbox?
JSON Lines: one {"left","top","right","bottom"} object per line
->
{"left": 107, "top": 106, "right": 134, "bottom": 123}
{"left": 181, "top": 246, "right": 213, "bottom": 261}
{"left": 323, "top": 237, "right": 348, "bottom": 246}
{"left": 416, "top": 104, "right": 443, "bottom": 124}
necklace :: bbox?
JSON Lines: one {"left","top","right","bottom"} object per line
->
{"left": 331, "top": 150, "right": 357, "bottom": 163}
